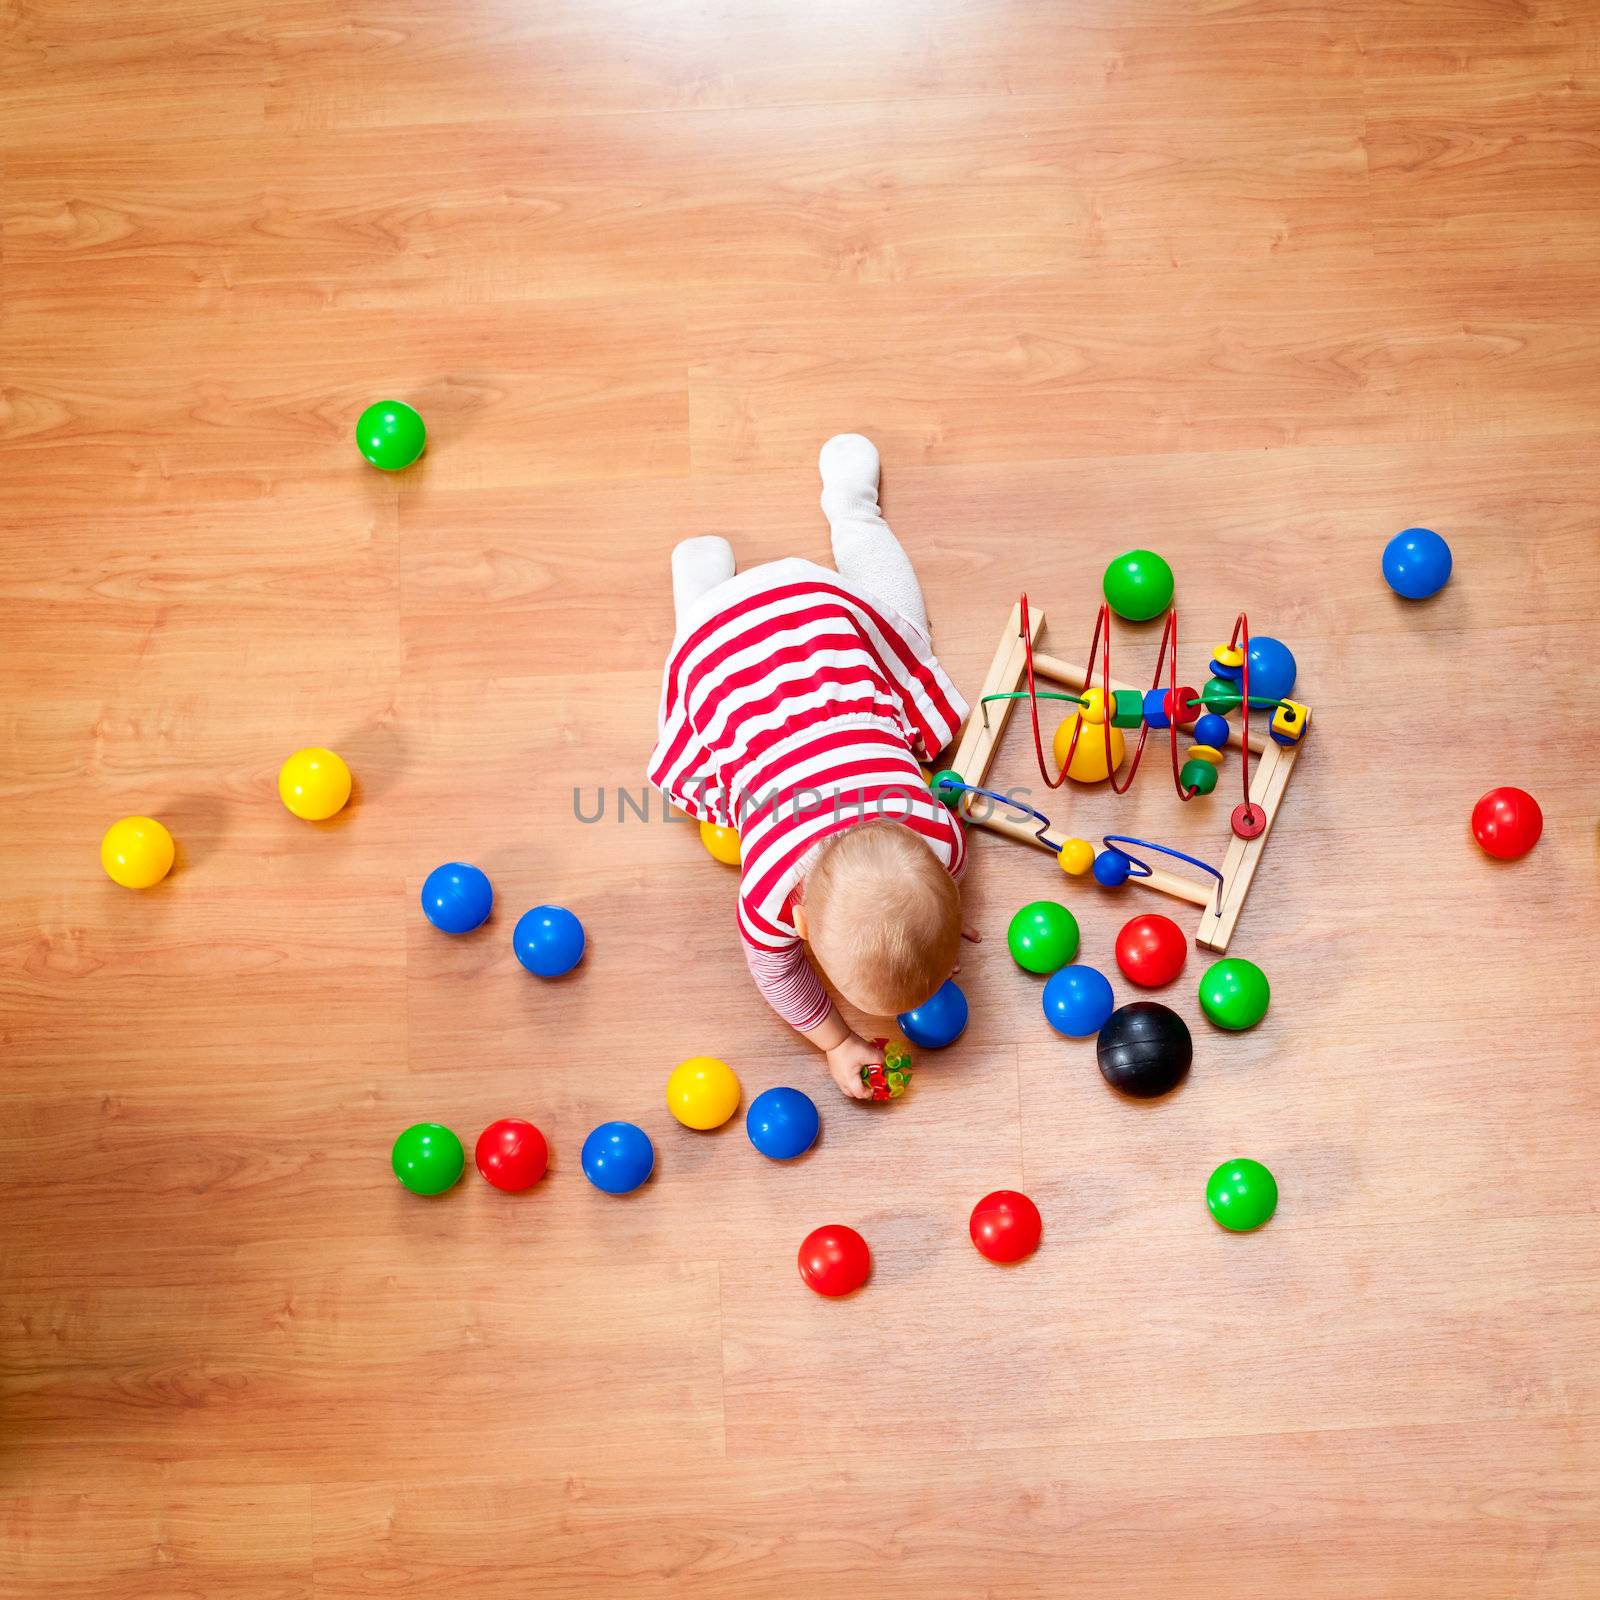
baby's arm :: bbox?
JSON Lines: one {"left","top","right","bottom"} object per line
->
{"left": 742, "top": 936, "right": 875, "bottom": 1100}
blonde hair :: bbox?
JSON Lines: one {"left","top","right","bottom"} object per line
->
{"left": 803, "top": 820, "right": 961, "bottom": 1016}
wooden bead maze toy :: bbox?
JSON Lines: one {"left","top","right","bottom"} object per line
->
{"left": 938, "top": 595, "right": 1310, "bottom": 953}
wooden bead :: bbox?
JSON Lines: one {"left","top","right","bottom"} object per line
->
{"left": 1165, "top": 686, "right": 1201, "bottom": 727}
{"left": 1209, "top": 643, "right": 1244, "bottom": 681}
{"left": 1201, "top": 677, "right": 1239, "bottom": 712}
{"left": 1079, "top": 687, "right": 1110, "bottom": 725}
{"left": 1185, "top": 744, "right": 1224, "bottom": 767}
{"left": 1057, "top": 837, "right": 1095, "bottom": 876}
{"left": 1142, "top": 687, "right": 1172, "bottom": 730}
{"left": 1270, "top": 698, "right": 1310, "bottom": 746}
{"left": 1111, "top": 689, "right": 1145, "bottom": 728}
{"left": 1180, "top": 757, "right": 1219, "bottom": 795}
{"left": 1052, "top": 713, "right": 1126, "bottom": 782}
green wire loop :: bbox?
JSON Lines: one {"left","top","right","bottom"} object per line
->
{"left": 981, "top": 690, "right": 1087, "bottom": 709}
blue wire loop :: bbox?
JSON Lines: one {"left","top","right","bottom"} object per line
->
{"left": 939, "top": 777, "right": 1064, "bottom": 852}
{"left": 934, "top": 777, "right": 1226, "bottom": 912}
{"left": 1101, "top": 835, "right": 1226, "bottom": 911}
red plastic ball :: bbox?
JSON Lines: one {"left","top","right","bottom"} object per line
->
{"left": 797, "top": 1224, "right": 871, "bottom": 1298}
{"left": 474, "top": 1118, "right": 548, "bottom": 1192}
{"left": 1471, "top": 786, "right": 1543, "bottom": 861}
{"left": 1114, "top": 913, "right": 1188, "bottom": 988}
{"left": 969, "top": 1190, "right": 1042, "bottom": 1263}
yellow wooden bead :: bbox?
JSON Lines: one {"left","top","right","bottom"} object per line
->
{"left": 1186, "top": 744, "right": 1224, "bottom": 767}
{"left": 1052, "top": 713, "right": 1126, "bottom": 783}
{"left": 1057, "top": 837, "right": 1095, "bottom": 876}
{"left": 1271, "top": 698, "right": 1310, "bottom": 747}
{"left": 1079, "top": 687, "right": 1110, "bottom": 725}
{"left": 1212, "top": 643, "right": 1245, "bottom": 670}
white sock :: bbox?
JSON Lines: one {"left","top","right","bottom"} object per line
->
{"left": 671, "top": 536, "right": 736, "bottom": 630}
{"left": 818, "top": 434, "right": 930, "bottom": 637}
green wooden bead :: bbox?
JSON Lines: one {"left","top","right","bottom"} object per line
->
{"left": 1180, "top": 758, "right": 1219, "bottom": 796}
{"left": 1201, "top": 677, "right": 1239, "bottom": 712}
{"left": 1111, "top": 689, "right": 1145, "bottom": 729}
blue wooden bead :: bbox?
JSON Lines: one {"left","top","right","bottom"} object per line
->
{"left": 1143, "top": 687, "right": 1172, "bottom": 730}
{"left": 1193, "top": 712, "right": 1231, "bottom": 748}
{"left": 1208, "top": 642, "right": 1245, "bottom": 683}
{"left": 1092, "top": 849, "right": 1132, "bottom": 887}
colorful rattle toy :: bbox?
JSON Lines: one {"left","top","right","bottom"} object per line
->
{"left": 862, "top": 1038, "right": 914, "bottom": 1101}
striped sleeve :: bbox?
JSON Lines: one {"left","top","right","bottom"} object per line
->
{"left": 741, "top": 931, "right": 832, "bottom": 1033}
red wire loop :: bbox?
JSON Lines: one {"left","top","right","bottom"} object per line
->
{"left": 1015, "top": 595, "right": 1256, "bottom": 808}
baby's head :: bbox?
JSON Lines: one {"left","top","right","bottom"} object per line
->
{"left": 800, "top": 820, "right": 961, "bottom": 1017}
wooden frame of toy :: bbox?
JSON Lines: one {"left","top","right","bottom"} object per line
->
{"left": 943, "top": 597, "right": 1310, "bottom": 953}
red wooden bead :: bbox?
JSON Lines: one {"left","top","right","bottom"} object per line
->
{"left": 1163, "top": 685, "right": 1201, "bottom": 727}
{"left": 1231, "top": 802, "right": 1267, "bottom": 840}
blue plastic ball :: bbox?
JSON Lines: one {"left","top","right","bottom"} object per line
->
{"left": 897, "top": 977, "right": 969, "bottom": 1050}
{"left": 1042, "top": 964, "right": 1116, "bottom": 1038}
{"left": 1245, "top": 636, "right": 1297, "bottom": 704}
{"left": 581, "top": 1121, "right": 654, "bottom": 1194}
{"left": 1193, "top": 712, "right": 1231, "bottom": 748}
{"left": 420, "top": 862, "right": 493, "bottom": 934}
{"left": 1092, "top": 848, "right": 1132, "bottom": 888}
{"left": 745, "top": 1087, "right": 820, "bottom": 1161}
{"left": 513, "top": 904, "right": 585, "bottom": 977}
{"left": 1382, "top": 527, "right": 1452, "bottom": 600}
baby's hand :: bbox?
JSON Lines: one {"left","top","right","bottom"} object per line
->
{"left": 823, "top": 1034, "right": 881, "bottom": 1101}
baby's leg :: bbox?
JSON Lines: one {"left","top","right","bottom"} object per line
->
{"left": 818, "top": 434, "right": 930, "bottom": 636}
{"left": 671, "top": 536, "right": 736, "bottom": 631}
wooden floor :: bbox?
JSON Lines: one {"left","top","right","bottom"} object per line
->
{"left": 4, "top": 1, "right": 1600, "bottom": 1594}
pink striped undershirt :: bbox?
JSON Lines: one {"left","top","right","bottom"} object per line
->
{"left": 648, "top": 565, "right": 968, "bottom": 1031}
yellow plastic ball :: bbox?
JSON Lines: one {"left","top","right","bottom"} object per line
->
{"left": 278, "top": 747, "right": 352, "bottom": 821}
{"left": 100, "top": 816, "right": 175, "bottom": 889}
{"left": 1057, "top": 837, "right": 1095, "bottom": 876}
{"left": 1052, "top": 713, "right": 1125, "bottom": 783}
{"left": 666, "top": 1056, "right": 742, "bottom": 1130}
{"left": 699, "top": 821, "right": 741, "bottom": 866}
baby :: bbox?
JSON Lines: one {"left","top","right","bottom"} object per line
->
{"left": 648, "top": 434, "right": 976, "bottom": 1099}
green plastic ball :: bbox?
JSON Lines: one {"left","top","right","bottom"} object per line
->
{"left": 1006, "top": 900, "right": 1080, "bottom": 975}
{"left": 356, "top": 400, "right": 427, "bottom": 471}
{"left": 1102, "top": 549, "right": 1174, "bottom": 622}
{"left": 1199, "top": 957, "right": 1271, "bottom": 1030}
{"left": 1206, "top": 1158, "right": 1278, "bottom": 1231}
{"left": 391, "top": 1122, "right": 464, "bottom": 1195}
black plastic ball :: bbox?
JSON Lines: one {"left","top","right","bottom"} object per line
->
{"left": 1096, "top": 1002, "right": 1192, "bottom": 1099}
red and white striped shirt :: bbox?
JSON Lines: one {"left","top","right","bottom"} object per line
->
{"left": 648, "top": 559, "right": 969, "bottom": 1031}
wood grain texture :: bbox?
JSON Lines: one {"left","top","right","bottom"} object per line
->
{"left": 3, "top": 0, "right": 1599, "bottom": 1595}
